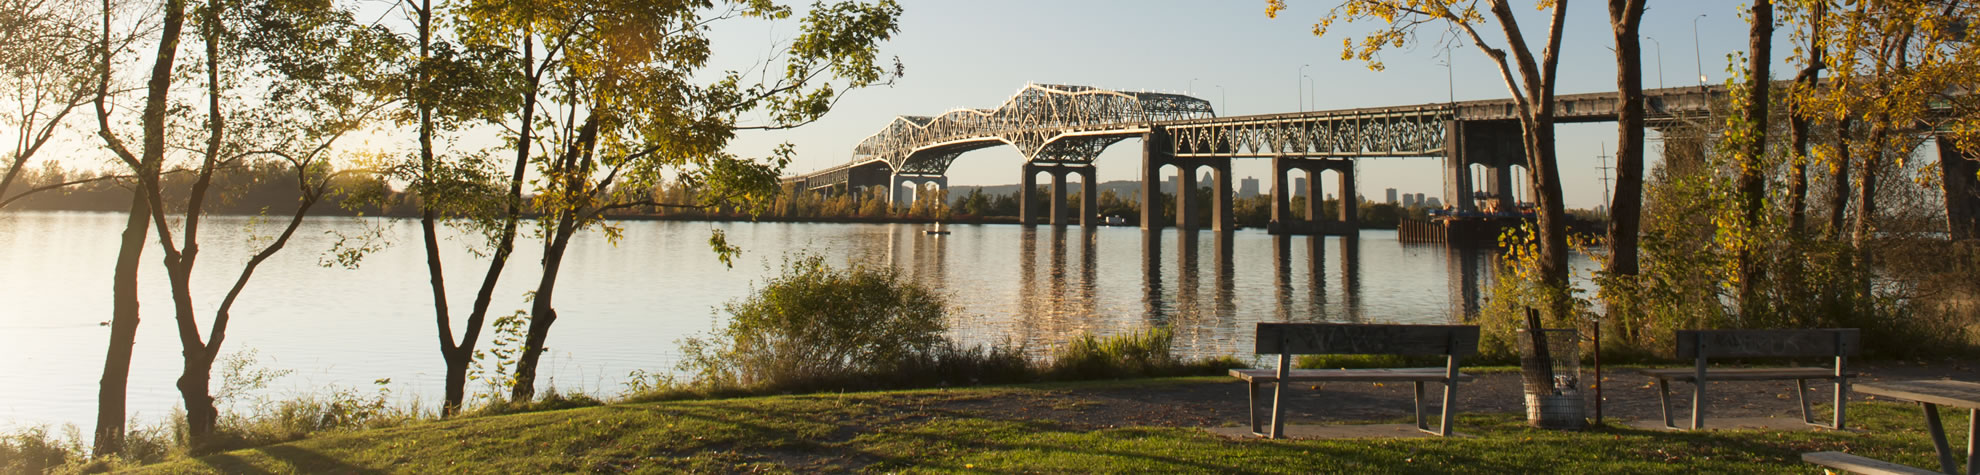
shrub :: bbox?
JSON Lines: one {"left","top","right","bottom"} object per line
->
{"left": 1042, "top": 327, "right": 1241, "bottom": 380}
{"left": 677, "top": 254, "right": 951, "bottom": 391}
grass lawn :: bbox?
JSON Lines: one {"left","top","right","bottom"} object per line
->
{"left": 140, "top": 378, "right": 1970, "bottom": 474}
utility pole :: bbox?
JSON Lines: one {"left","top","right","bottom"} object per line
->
{"left": 1596, "top": 143, "right": 1614, "bottom": 214}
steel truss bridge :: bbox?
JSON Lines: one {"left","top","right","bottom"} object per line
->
{"left": 786, "top": 82, "right": 1728, "bottom": 233}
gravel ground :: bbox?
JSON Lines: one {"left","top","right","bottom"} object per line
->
{"left": 930, "top": 360, "right": 1980, "bottom": 430}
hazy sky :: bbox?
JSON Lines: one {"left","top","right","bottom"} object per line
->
{"left": 717, "top": 1, "right": 1792, "bottom": 210}
{"left": 36, "top": 1, "right": 1790, "bottom": 211}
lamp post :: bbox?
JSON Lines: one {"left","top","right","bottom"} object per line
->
{"left": 1298, "top": 64, "right": 1311, "bottom": 112}
{"left": 1646, "top": 36, "right": 1665, "bottom": 89}
{"left": 1693, "top": 14, "right": 1708, "bottom": 86}
{"left": 1303, "top": 75, "right": 1315, "bottom": 111}
{"left": 1215, "top": 84, "right": 1226, "bottom": 116}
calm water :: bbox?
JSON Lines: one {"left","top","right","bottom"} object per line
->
{"left": 0, "top": 211, "right": 1558, "bottom": 430}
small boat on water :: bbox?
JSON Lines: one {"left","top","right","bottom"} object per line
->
{"left": 923, "top": 222, "right": 951, "bottom": 235}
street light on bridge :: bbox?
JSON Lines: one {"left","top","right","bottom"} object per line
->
{"left": 1298, "top": 64, "right": 1311, "bottom": 113}
{"left": 1646, "top": 36, "right": 1665, "bottom": 89}
{"left": 1214, "top": 84, "right": 1226, "bottom": 116}
{"left": 1693, "top": 14, "right": 1708, "bottom": 86}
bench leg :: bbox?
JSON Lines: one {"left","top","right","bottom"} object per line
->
{"left": 1438, "top": 380, "right": 1457, "bottom": 437}
{"left": 1657, "top": 378, "right": 1676, "bottom": 430}
{"left": 1834, "top": 378, "right": 1848, "bottom": 431}
{"left": 1270, "top": 380, "right": 1288, "bottom": 439}
{"left": 1794, "top": 378, "right": 1815, "bottom": 426}
{"left": 1966, "top": 408, "right": 1975, "bottom": 475}
{"left": 1413, "top": 381, "right": 1427, "bottom": 432}
{"left": 1247, "top": 380, "right": 1260, "bottom": 436}
{"left": 1927, "top": 403, "right": 1957, "bottom": 474}
{"left": 1691, "top": 377, "right": 1706, "bottom": 430}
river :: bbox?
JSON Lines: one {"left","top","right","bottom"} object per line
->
{"left": 0, "top": 211, "right": 1557, "bottom": 430}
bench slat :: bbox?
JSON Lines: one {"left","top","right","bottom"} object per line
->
{"left": 1256, "top": 323, "right": 1480, "bottom": 356}
{"left": 1801, "top": 451, "right": 1940, "bottom": 475}
{"left": 1639, "top": 367, "right": 1849, "bottom": 381}
{"left": 1676, "top": 329, "right": 1860, "bottom": 358}
{"left": 1229, "top": 368, "right": 1476, "bottom": 383}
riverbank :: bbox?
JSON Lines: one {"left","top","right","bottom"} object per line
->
{"left": 131, "top": 361, "right": 1978, "bottom": 473}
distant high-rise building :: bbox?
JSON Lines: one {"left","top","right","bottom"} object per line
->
{"left": 1414, "top": 193, "right": 1426, "bottom": 206}
{"left": 1402, "top": 194, "right": 1416, "bottom": 207}
{"left": 1385, "top": 188, "right": 1398, "bottom": 203}
{"left": 1199, "top": 171, "right": 1214, "bottom": 190}
{"left": 1425, "top": 197, "right": 1442, "bottom": 208}
{"left": 1292, "top": 177, "right": 1307, "bottom": 198}
{"left": 1238, "top": 177, "right": 1261, "bottom": 198}
{"left": 1162, "top": 176, "right": 1175, "bottom": 194}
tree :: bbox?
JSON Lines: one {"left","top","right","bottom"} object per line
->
{"left": 89, "top": 0, "right": 182, "bottom": 456}
{"left": 96, "top": 0, "right": 399, "bottom": 450}
{"left": 450, "top": 0, "right": 904, "bottom": 401}
{"left": 1603, "top": 0, "right": 1645, "bottom": 322}
{"left": 1270, "top": 0, "right": 1575, "bottom": 404}
{"left": 0, "top": 0, "right": 101, "bottom": 210}
{"left": 1782, "top": 0, "right": 1826, "bottom": 236}
{"left": 386, "top": 0, "right": 525, "bottom": 417}
{"left": 1793, "top": 1, "right": 1980, "bottom": 277}
{"left": 1731, "top": 0, "right": 1774, "bottom": 318}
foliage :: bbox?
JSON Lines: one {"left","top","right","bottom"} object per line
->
{"left": 1042, "top": 328, "right": 1183, "bottom": 380}
{"left": 1476, "top": 222, "right": 1591, "bottom": 362}
{"left": 0, "top": 0, "right": 98, "bottom": 210}
{"left": 677, "top": 254, "right": 950, "bottom": 390}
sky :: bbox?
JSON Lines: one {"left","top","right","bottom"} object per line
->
{"left": 35, "top": 1, "right": 1789, "bottom": 211}
{"left": 713, "top": 1, "right": 1793, "bottom": 210}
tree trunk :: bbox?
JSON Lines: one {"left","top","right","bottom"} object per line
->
{"left": 176, "top": 347, "right": 217, "bottom": 453}
{"left": 92, "top": 191, "right": 148, "bottom": 456}
{"left": 1605, "top": 0, "right": 1645, "bottom": 336}
{"left": 1943, "top": 137, "right": 1980, "bottom": 240}
{"left": 1735, "top": 0, "right": 1772, "bottom": 320}
{"left": 1787, "top": 2, "right": 1825, "bottom": 237}
{"left": 92, "top": 0, "right": 186, "bottom": 456}
{"left": 1828, "top": 120, "right": 1852, "bottom": 239}
{"left": 510, "top": 222, "right": 574, "bottom": 402}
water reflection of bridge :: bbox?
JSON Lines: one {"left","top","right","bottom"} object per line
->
{"left": 887, "top": 227, "right": 1498, "bottom": 354}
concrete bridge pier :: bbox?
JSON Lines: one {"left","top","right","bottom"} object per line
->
{"left": 1046, "top": 165, "right": 1097, "bottom": 227}
{"left": 1444, "top": 120, "right": 1525, "bottom": 213}
{"left": 1139, "top": 129, "right": 1234, "bottom": 231}
{"left": 889, "top": 173, "right": 946, "bottom": 206}
{"left": 1269, "top": 156, "right": 1356, "bottom": 235}
{"left": 1019, "top": 163, "right": 1039, "bottom": 225}
{"left": 1022, "top": 163, "right": 1097, "bottom": 227}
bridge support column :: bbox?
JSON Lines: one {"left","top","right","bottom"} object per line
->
{"left": 889, "top": 174, "right": 912, "bottom": 206}
{"left": 1141, "top": 130, "right": 1173, "bottom": 231}
{"left": 1270, "top": 157, "right": 1354, "bottom": 236}
{"left": 1080, "top": 167, "right": 1099, "bottom": 227}
{"left": 1175, "top": 163, "right": 1197, "bottom": 230}
{"left": 1019, "top": 163, "right": 1038, "bottom": 225}
{"left": 1275, "top": 156, "right": 1290, "bottom": 226}
{"left": 1050, "top": 168, "right": 1069, "bottom": 226}
{"left": 1444, "top": 120, "right": 1525, "bottom": 214}
{"left": 1337, "top": 161, "right": 1358, "bottom": 226}
{"left": 1212, "top": 160, "right": 1233, "bottom": 232}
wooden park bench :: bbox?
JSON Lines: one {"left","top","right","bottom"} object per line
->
{"left": 1640, "top": 328, "right": 1860, "bottom": 430}
{"left": 1230, "top": 323, "right": 1479, "bottom": 438}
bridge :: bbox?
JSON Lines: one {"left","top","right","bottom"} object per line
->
{"left": 785, "top": 82, "right": 1729, "bottom": 234}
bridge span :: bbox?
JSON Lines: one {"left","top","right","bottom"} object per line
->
{"left": 785, "top": 83, "right": 1728, "bottom": 234}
